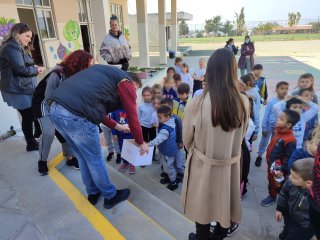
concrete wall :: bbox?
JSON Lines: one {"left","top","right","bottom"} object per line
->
{"left": 0, "top": 0, "right": 19, "bottom": 20}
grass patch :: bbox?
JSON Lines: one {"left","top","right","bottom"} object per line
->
{"left": 179, "top": 34, "right": 320, "bottom": 44}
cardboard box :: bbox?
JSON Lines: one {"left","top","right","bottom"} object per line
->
{"left": 121, "top": 139, "right": 154, "bottom": 166}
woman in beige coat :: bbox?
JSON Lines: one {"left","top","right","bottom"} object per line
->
{"left": 182, "top": 48, "right": 250, "bottom": 240}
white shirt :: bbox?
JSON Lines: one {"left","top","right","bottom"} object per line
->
{"left": 193, "top": 68, "right": 206, "bottom": 79}
{"left": 180, "top": 72, "right": 194, "bottom": 93}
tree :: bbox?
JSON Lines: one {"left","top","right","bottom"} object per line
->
{"left": 254, "top": 22, "right": 279, "bottom": 35}
{"left": 288, "top": 12, "right": 302, "bottom": 33}
{"left": 235, "top": 7, "right": 246, "bottom": 36}
{"left": 204, "top": 15, "right": 222, "bottom": 35}
{"left": 179, "top": 20, "right": 189, "bottom": 36}
{"left": 311, "top": 22, "right": 320, "bottom": 33}
{"left": 221, "top": 20, "right": 234, "bottom": 36}
{"left": 296, "top": 12, "right": 301, "bottom": 25}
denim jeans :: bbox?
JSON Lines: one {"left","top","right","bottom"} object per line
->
{"left": 240, "top": 58, "right": 251, "bottom": 76}
{"left": 50, "top": 102, "right": 116, "bottom": 199}
{"left": 257, "top": 129, "right": 273, "bottom": 156}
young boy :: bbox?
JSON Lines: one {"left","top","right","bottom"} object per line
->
{"left": 173, "top": 73, "right": 182, "bottom": 92}
{"left": 252, "top": 64, "right": 268, "bottom": 105}
{"left": 273, "top": 96, "right": 319, "bottom": 149}
{"left": 255, "top": 81, "right": 289, "bottom": 167}
{"left": 192, "top": 58, "right": 206, "bottom": 93}
{"left": 173, "top": 83, "right": 190, "bottom": 120}
{"left": 174, "top": 57, "right": 183, "bottom": 75}
{"left": 162, "top": 77, "right": 177, "bottom": 99}
{"left": 275, "top": 158, "right": 315, "bottom": 240}
{"left": 149, "top": 105, "right": 184, "bottom": 191}
{"left": 261, "top": 109, "right": 300, "bottom": 207}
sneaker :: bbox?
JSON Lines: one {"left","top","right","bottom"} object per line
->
{"left": 226, "top": 222, "right": 239, "bottom": 237}
{"left": 38, "top": 160, "right": 48, "bottom": 176}
{"left": 167, "top": 181, "right": 178, "bottom": 191}
{"left": 160, "top": 172, "right": 168, "bottom": 178}
{"left": 260, "top": 196, "right": 276, "bottom": 207}
{"left": 116, "top": 154, "right": 122, "bottom": 164}
{"left": 88, "top": 192, "right": 101, "bottom": 205}
{"left": 129, "top": 164, "right": 136, "bottom": 174}
{"left": 26, "top": 138, "right": 39, "bottom": 152}
{"left": 160, "top": 176, "right": 170, "bottom": 184}
{"left": 104, "top": 189, "right": 130, "bottom": 209}
{"left": 118, "top": 163, "right": 129, "bottom": 172}
{"left": 255, "top": 156, "right": 262, "bottom": 167}
{"left": 66, "top": 157, "right": 80, "bottom": 169}
{"left": 106, "top": 152, "right": 114, "bottom": 161}
{"left": 176, "top": 173, "right": 184, "bottom": 183}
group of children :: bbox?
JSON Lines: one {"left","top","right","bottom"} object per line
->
{"left": 103, "top": 57, "right": 206, "bottom": 191}
{"left": 240, "top": 65, "right": 320, "bottom": 239}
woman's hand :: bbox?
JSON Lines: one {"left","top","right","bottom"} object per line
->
{"left": 139, "top": 142, "right": 149, "bottom": 155}
{"left": 115, "top": 123, "right": 130, "bottom": 133}
{"left": 37, "top": 66, "right": 45, "bottom": 74}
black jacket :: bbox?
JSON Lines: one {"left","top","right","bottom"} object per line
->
{"left": 276, "top": 180, "right": 311, "bottom": 229}
{"left": 49, "top": 64, "right": 132, "bottom": 125}
{"left": 0, "top": 40, "right": 38, "bottom": 94}
{"left": 224, "top": 44, "right": 238, "bottom": 55}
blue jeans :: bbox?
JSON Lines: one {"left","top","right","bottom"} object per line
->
{"left": 257, "top": 129, "right": 273, "bottom": 156}
{"left": 50, "top": 102, "right": 116, "bottom": 199}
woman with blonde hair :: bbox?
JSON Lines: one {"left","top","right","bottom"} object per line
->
{"left": 182, "top": 48, "right": 250, "bottom": 240}
{"left": 0, "top": 23, "right": 45, "bottom": 151}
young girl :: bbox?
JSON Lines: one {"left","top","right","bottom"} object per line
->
{"left": 162, "top": 77, "right": 177, "bottom": 99}
{"left": 151, "top": 95, "right": 163, "bottom": 164}
{"left": 180, "top": 63, "right": 193, "bottom": 94}
{"left": 192, "top": 58, "right": 206, "bottom": 93}
{"left": 167, "top": 67, "right": 175, "bottom": 79}
{"left": 241, "top": 73, "right": 261, "bottom": 142}
{"left": 138, "top": 86, "right": 156, "bottom": 147}
{"left": 151, "top": 84, "right": 162, "bottom": 98}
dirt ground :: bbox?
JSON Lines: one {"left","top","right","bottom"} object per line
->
{"left": 180, "top": 40, "right": 320, "bottom": 70}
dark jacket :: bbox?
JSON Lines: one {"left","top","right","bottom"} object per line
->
{"left": 49, "top": 64, "right": 132, "bottom": 125}
{"left": 173, "top": 114, "right": 182, "bottom": 144}
{"left": 162, "top": 87, "right": 177, "bottom": 99}
{"left": 158, "top": 122, "right": 178, "bottom": 157}
{"left": 238, "top": 42, "right": 255, "bottom": 70}
{"left": 277, "top": 180, "right": 311, "bottom": 229}
{"left": 0, "top": 39, "right": 38, "bottom": 94}
{"left": 224, "top": 44, "right": 238, "bottom": 55}
{"left": 266, "top": 128, "right": 296, "bottom": 174}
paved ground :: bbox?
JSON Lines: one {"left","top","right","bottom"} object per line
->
{"left": 1, "top": 48, "right": 320, "bottom": 240}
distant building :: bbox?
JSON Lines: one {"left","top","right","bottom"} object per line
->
{"left": 273, "top": 25, "right": 313, "bottom": 34}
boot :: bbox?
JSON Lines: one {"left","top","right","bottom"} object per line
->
{"left": 26, "top": 138, "right": 39, "bottom": 152}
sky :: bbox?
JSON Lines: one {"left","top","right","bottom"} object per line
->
{"left": 127, "top": 0, "right": 320, "bottom": 25}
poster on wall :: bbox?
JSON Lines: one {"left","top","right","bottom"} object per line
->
{"left": 0, "top": 17, "right": 16, "bottom": 46}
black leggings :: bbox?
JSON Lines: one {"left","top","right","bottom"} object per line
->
{"left": 309, "top": 197, "right": 320, "bottom": 239}
{"left": 17, "top": 107, "right": 40, "bottom": 139}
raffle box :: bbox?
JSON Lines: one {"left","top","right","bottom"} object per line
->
{"left": 121, "top": 139, "right": 154, "bottom": 166}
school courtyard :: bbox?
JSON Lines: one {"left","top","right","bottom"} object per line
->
{"left": 0, "top": 40, "right": 320, "bottom": 240}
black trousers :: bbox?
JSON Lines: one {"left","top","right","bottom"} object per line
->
{"left": 195, "top": 222, "right": 228, "bottom": 240}
{"left": 241, "top": 140, "right": 251, "bottom": 192}
{"left": 17, "top": 107, "right": 40, "bottom": 139}
{"left": 141, "top": 126, "right": 156, "bottom": 142}
{"left": 309, "top": 197, "right": 320, "bottom": 239}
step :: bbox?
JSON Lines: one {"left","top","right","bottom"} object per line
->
{"left": 60, "top": 166, "right": 175, "bottom": 240}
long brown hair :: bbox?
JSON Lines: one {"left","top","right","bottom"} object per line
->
{"left": 3, "top": 23, "right": 34, "bottom": 52}
{"left": 200, "top": 48, "right": 247, "bottom": 132}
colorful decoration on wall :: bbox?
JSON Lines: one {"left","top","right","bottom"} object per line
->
{"left": 0, "top": 17, "right": 16, "bottom": 45}
{"left": 63, "top": 20, "right": 82, "bottom": 50}
{"left": 49, "top": 42, "right": 72, "bottom": 61}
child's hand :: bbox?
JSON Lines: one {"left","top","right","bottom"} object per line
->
{"left": 275, "top": 210, "right": 283, "bottom": 222}
{"left": 113, "top": 135, "right": 118, "bottom": 141}
{"left": 178, "top": 143, "right": 184, "bottom": 149}
{"left": 262, "top": 131, "right": 268, "bottom": 137}
{"left": 115, "top": 123, "right": 130, "bottom": 133}
{"left": 275, "top": 170, "right": 283, "bottom": 178}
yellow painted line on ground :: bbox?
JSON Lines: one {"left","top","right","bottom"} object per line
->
{"left": 48, "top": 154, "right": 125, "bottom": 240}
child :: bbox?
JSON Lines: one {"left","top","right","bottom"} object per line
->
{"left": 138, "top": 86, "right": 156, "bottom": 145}
{"left": 101, "top": 123, "right": 121, "bottom": 163}
{"left": 111, "top": 109, "right": 136, "bottom": 173}
{"left": 149, "top": 105, "right": 184, "bottom": 191}
{"left": 180, "top": 63, "right": 193, "bottom": 93}
{"left": 252, "top": 64, "right": 268, "bottom": 105}
{"left": 174, "top": 57, "right": 183, "bottom": 74}
{"left": 151, "top": 96, "right": 163, "bottom": 128}
{"left": 255, "top": 81, "right": 289, "bottom": 167}
{"left": 162, "top": 77, "right": 177, "bottom": 99}
{"left": 241, "top": 73, "right": 261, "bottom": 142}
{"left": 193, "top": 76, "right": 206, "bottom": 98}
{"left": 151, "top": 84, "right": 162, "bottom": 98}
{"left": 173, "top": 73, "right": 182, "bottom": 92}
{"left": 291, "top": 73, "right": 318, "bottom": 104}
{"left": 310, "top": 144, "right": 320, "bottom": 239}
{"left": 167, "top": 67, "right": 175, "bottom": 79}
{"left": 273, "top": 96, "right": 319, "bottom": 149}
{"left": 173, "top": 83, "right": 190, "bottom": 120}
{"left": 261, "top": 109, "right": 300, "bottom": 207}
{"left": 192, "top": 58, "right": 206, "bottom": 93}
{"left": 275, "top": 158, "right": 315, "bottom": 240}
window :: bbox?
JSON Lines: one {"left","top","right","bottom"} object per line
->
{"left": 16, "top": 0, "right": 33, "bottom": 5}
{"left": 35, "top": 0, "right": 56, "bottom": 39}
{"left": 110, "top": 4, "right": 123, "bottom": 31}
